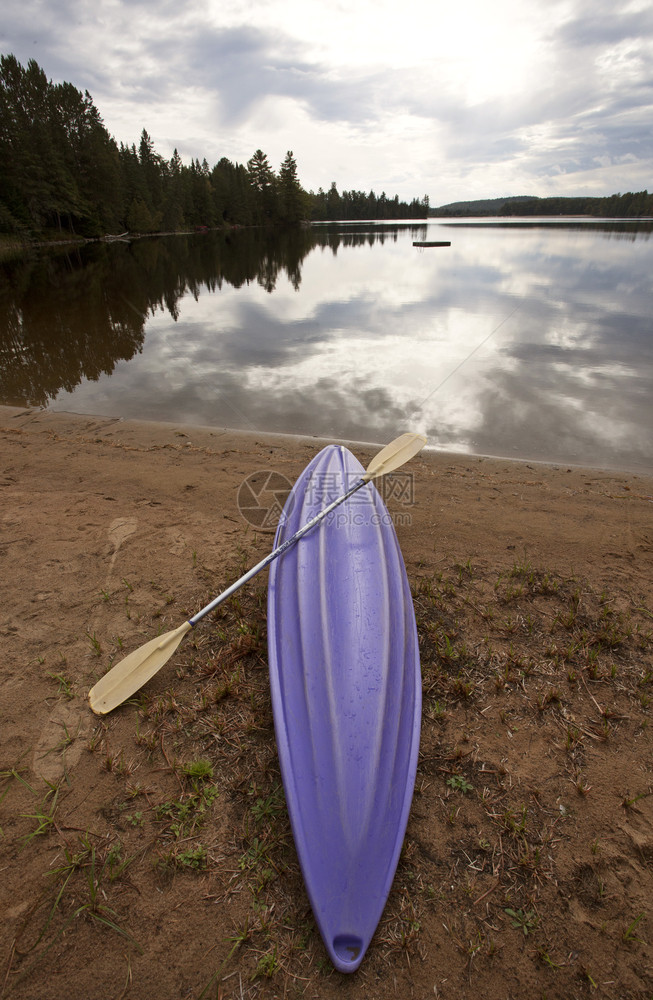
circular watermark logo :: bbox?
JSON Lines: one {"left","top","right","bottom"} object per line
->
{"left": 237, "top": 470, "right": 294, "bottom": 530}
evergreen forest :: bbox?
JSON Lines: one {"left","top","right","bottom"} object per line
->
{"left": 0, "top": 55, "right": 429, "bottom": 240}
{"left": 432, "top": 192, "right": 653, "bottom": 218}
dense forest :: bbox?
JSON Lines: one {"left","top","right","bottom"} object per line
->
{"left": 432, "top": 192, "right": 653, "bottom": 217}
{"left": 0, "top": 55, "right": 429, "bottom": 240}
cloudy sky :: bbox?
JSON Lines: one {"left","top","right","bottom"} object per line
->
{"left": 2, "top": 0, "right": 652, "bottom": 204}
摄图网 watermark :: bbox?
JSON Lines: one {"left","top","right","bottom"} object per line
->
{"left": 237, "top": 470, "right": 415, "bottom": 529}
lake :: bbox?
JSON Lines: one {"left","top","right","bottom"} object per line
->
{"left": 1, "top": 219, "right": 651, "bottom": 471}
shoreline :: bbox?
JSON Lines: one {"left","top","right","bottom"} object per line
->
{"left": 2, "top": 400, "right": 652, "bottom": 725}
{"left": 3, "top": 401, "right": 651, "bottom": 766}
{"left": 4, "top": 404, "right": 652, "bottom": 479}
{"left": 2, "top": 403, "right": 651, "bottom": 591}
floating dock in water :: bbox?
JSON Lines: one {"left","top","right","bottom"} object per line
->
{"left": 413, "top": 241, "right": 451, "bottom": 247}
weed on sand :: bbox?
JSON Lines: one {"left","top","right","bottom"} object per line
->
{"left": 1, "top": 559, "right": 651, "bottom": 1000}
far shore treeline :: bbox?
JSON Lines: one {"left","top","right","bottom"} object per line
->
{"left": 431, "top": 192, "right": 653, "bottom": 218}
{"left": 2, "top": 54, "right": 649, "bottom": 244}
{"left": 0, "top": 55, "right": 429, "bottom": 240}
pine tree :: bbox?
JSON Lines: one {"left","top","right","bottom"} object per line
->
{"left": 247, "top": 149, "right": 276, "bottom": 223}
{"left": 326, "top": 182, "right": 341, "bottom": 220}
{"left": 0, "top": 55, "right": 77, "bottom": 231}
{"left": 247, "top": 149, "right": 274, "bottom": 192}
{"left": 138, "top": 128, "right": 163, "bottom": 213}
{"left": 127, "top": 197, "right": 154, "bottom": 233}
{"left": 161, "top": 149, "right": 186, "bottom": 231}
{"left": 278, "top": 150, "right": 305, "bottom": 224}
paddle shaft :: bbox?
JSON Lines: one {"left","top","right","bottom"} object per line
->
{"left": 188, "top": 477, "right": 365, "bottom": 627}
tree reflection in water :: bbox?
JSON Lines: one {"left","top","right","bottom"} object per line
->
{"left": 0, "top": 224, "right": 428, "bottom": 407}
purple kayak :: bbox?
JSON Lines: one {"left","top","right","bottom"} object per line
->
{"left": 267, "top": 445, "right": 421, "bottom": 973}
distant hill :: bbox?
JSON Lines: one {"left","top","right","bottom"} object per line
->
{"left": 430, "top": 192, "right": 653, "bottom": 218}
{"left": 430, "top": 196, "right": 536, "bottom": 217}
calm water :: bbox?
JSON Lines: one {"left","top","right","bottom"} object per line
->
{"left": 1, "top": 219, "right": 652, "bottom": 471}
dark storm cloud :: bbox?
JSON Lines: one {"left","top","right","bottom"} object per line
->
{"left": 180, "top": 27, "right": 357, "bottom": 123}
{"left": 0, "top": 1, "right": 109, "bottom": 91}
{"left": 2, "top": 4, "right": 518, "bottom": 135}
{"left": 2, "top": 7, "right": 370, "bottom": 134}
{"left": 555, "top": 5, "right": 653, "bottom": 48}
{"left": 141, "top": 23, "right": 396, "bottom": 127}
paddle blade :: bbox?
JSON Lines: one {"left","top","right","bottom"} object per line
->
{"left": 362, "top": 432, "right": 427, "bottom": 482}
{"left": 88, "top": 621, "right": 192, "bottom": 714}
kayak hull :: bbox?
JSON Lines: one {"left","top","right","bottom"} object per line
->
{"left": 267, "top": 445, "right": 421, "bottom": 972}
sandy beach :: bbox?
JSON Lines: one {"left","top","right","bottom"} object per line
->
{"left": 1, "top": 405, "right": 652, "bottom": 999}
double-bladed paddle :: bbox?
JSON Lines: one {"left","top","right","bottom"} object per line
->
{"left": 88, "top": 431, "right": 426, "bottom": 714}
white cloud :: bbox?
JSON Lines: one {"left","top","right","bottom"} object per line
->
{"left": 1, "top": 0, "right": 651, "bottom": 202}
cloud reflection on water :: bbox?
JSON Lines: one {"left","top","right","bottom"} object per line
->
{"left": 40, "top": 222, "right": 653, "bottom": 471}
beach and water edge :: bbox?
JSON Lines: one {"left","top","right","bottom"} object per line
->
{"left": 1, "top": 404, "right": 651, "bottom": 999}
